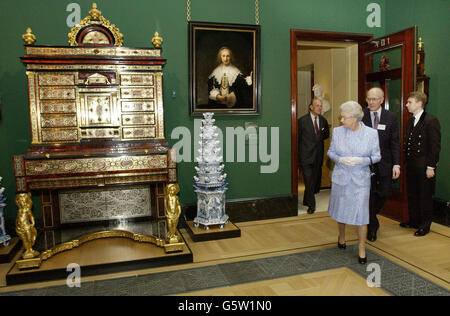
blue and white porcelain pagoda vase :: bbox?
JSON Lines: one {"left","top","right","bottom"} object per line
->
{"left": 193, "top": 113, "right": 229, "bottom": 230}
{"left": 0, "top": 177, "right": 11, "bottom": 246}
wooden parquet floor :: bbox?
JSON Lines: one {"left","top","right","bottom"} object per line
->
{"left": 0, "top": 212, "right": 449, "bottom": 295}
{"left": 180, "top": 268, "right": 389, "bottom": 296}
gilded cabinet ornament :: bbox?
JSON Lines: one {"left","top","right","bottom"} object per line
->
{"left": 152, "top": 32, "right": 163, "bottom": 48}
{"left": 416, "top": 36, "right": 429, "bottom": 92}
{"left": 417, "top": 37, "right": 424, "bottom": 65}
{"left": 67, "top": 3, "right": 123, "bottom": 46}
{"left": 88, "top": 2, "right": 102, "bottom": 19}
{"left": 417, "top": 37, "right": 424, "bottom": 51}
{"left": 15, "top": 193, "right": 39, "bottom": 260}
{"left": 22, "top": 27, "right": 36, "bottom": 45}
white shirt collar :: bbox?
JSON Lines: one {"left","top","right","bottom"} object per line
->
{"left": 414, "top": 110, "right": 424, "bottom": 125}
{"left": 371, "top": 107, "right": 382, "bottom": 118}
{"left": 310, "top": 112, "right": 320, "bottom": 128}
{"left": 415, "top": 109, "right": 424, "bottom": 120}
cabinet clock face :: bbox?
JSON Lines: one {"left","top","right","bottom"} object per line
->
{"left": 82, "top": 31, "right": 110, "bottom": 44}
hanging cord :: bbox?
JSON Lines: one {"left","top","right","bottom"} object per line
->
{"left": 187, "top": 0, "right": 191, "bottom": 22}
{"left": 255, "top": 0, "right": 259, "bottom": 25}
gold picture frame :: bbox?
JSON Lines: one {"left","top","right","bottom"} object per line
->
{"left": 189, "top": 22, "right": 261, "bottom": 116}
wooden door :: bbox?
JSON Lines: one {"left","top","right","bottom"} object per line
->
{"left": 359, "top": 27, "right": 417, "bottom": 222}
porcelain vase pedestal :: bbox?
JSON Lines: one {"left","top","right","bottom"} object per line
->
{"left": 0, "top": 207, "right": 11, "bottom": 247}
{"left": 193, "top": 186, "right": 229, "bottom": 230}
{"left": 193, "top": 112, "right": 229, "bottom": 231}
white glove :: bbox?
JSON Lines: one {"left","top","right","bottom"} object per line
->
{"left": 339, "top": 157, "right": 363, "bottom": 166}
{"left": 348, "top": 157, "right": 363, "bottom": 165}
{"left": 339, "top": 157, "right": 355, "bottom": 166}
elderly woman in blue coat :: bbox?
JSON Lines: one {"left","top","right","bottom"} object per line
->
{"left": 327, "top": 101, "right": 381, "bottom": 264}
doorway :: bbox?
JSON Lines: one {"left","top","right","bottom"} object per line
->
{"left": 296, "top": 40, "right": 359, "bottom": 213}
{"left": 290, "top": 30, "right": 373, "bottom": 213}
{"left": 291, "top": 28, "right": 418, "bottom": 222}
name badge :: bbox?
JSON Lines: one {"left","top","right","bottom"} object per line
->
{"left": 377, "top": 124, "right": 386, "bottom": 130}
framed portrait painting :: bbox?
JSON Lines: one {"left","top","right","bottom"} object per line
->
{"left": 189, "top": 22, "right": 261, "bottom": 116}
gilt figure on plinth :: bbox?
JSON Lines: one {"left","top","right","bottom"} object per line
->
{"left": 15, "top": 193, "right": 39, "bottom": 260}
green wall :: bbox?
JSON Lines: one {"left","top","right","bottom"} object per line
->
{"left": 386, "top": 0, "right": 450, "bottom": 200}
{"left": 10, "top": 0, "right": 442, "bottom": 222}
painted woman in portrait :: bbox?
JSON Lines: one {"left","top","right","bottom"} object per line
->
{"left": 207, "top": 47, "right": 253, "bottom": 108}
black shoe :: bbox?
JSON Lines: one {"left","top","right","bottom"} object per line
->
{"left": 367, "top": 231, "right": 377, "bottom": 242}
{"left": 338, "top": 241, "right": 346, "bottom": 249}
{"left": 414, "top": 229, "right": 429, "bottom": 237}
{"left": 400, "top": 222, "right": 419, "bottom": 229}
{"left": 307, "top": 207, "right": 315, "bottom": 214}
{"left": 358, "top": 256, "right": 367, "bottom": 264}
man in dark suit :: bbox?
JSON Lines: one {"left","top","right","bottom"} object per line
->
{"left": 298, "top": 97, "right": 330, "bottom": 214}
{"left": 362, "top": 87, "right": 400, "bottom": 242}
{"left": 401, "top": 91, "right": 441, "bottom": 237}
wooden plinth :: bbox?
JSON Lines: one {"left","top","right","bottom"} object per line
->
{"left": 186, "top": 221, "right": 241, "bottom": 242}
{"left": 0, "top": 238, "right": 21, "bottom": 264}
{"left": 6, "top": 235, "right": 193, "bottom": 286}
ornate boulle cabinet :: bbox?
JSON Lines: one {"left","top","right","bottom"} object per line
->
{"left": 12, "top": 4, "right": 184, "bottom": 270}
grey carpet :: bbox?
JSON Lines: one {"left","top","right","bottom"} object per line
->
{"left": 1, "top": 245, "right": 449, "bottom": 296}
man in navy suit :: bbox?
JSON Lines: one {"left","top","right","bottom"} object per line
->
{"left": 298, "top": 97, "right": 330, "bottom": 214}
{"left": 402, "top": 91, "right": 441, "bottom": 236}
{"left": 362, "top": 87, "right": 400, "bottom": 242}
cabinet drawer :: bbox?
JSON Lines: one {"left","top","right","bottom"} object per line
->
{"left": 41, "top": 128, "right": 78, "bottom": 142}
{"left": 80, "top": 128, "right": 120, "bottom": 139}
{"left": 122, "top": 127, "right": 156, "bottom": 139}
{"left": 38, "top": 73, "right": 76, "bottom": 86}
{"left": 39, "top": 87, "right": 76, "bottom": 100}
{"left": 120, "top": 87, "right": 154, "bottom": 99}
{"left": 121, "top": 100, "right": 155, "bottom": 112}
{"left": 120, "top": 74, "right": 154, "bottom": 86}
{"left": 40, "top": 101, "right": 77, "bottom": 114}
{"left": 122, "top": 114, "right": 155, "bottom": 126}
{"left": 41, "top": 114, "right": 77, "bottom": 128}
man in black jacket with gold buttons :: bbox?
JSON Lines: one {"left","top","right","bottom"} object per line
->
{"left": 401, "top": 91, "right": 441, "bottom": 236}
